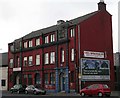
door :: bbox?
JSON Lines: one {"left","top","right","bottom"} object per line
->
{"left": 59, "top": 72, "right": 65, "bottom": 91}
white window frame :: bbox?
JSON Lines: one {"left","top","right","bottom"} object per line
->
{"left": 24, "top": 42, "right": 27, "bottom": 48}
{"left": 28, "top": 56, "right": 33, "bottom": 66}
{"left": 70, "top": 28, "right": 75, "bottom": 37}
{"left": 45, "top": 36, "right": 49, "bottom": 43}
{"left": 62, "top": 50, "right": 64, "bottom": 63}
{"left": 24, "top": 57, "right": 27, "bottom": 66}
{"left": 36, "top": 38, "right": 40, "bottom": 46}
{"left": 10, "top": 59, "right": 13, "bottom": 68}
{"left": 29, "top": 40, "right": 32, "bottom": 47}
{"left": 36, "top": 54, "right": 40, "bottom": 65}
{"left": 50, "top": 34, "right": 55, "bottom": 42}
{"left": 50, "top": 52, "right": 55, "bottom": 64}
{"left": 71, "top": 48, "right": 75, "bottom": 61}
{"left": 45, "top": 53, "right": 49, "bottom": 64}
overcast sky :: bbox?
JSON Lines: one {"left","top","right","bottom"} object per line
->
{"left": 0, "top": 0, "right": 119, "bottom": 53}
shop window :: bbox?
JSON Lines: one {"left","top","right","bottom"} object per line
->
{"left": 44, "top": 73, "right": 49, "bottom": 84}
{"left": 50, "top": 72, "right": 55, "bottom": 85}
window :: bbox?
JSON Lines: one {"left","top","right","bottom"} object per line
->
{"left": 36, "top": 38, "right": 40, "bottom": 46}
{"left": 1, "top": 80, "right": 6, "bottom": 86}
{"left": 17, "top": 57, "right": 20, "bottom": 67}
{"left": 23, "top": 75, "right": 27, "bottom": 84}
{"left": 28, "top": 56, "right": 33, "bottom": 66}
{"left": 45, "top": 53, "right": 49, "bottom": 64}
{"left": 45, "top": 36, "right": 49, "bottom": 43}
{"left": 70, "top": 28, "right": 75, "bottom": 37}
{"left": 50, "top": 52, "right": 55, "bottom": 64}
{"left": 50, "top": 34, "right": 55, "bottom": 42}
{"left": 23, "top": 57, "right": 27, "bottom": 66}
{"left": 28, "top": 40, "right": 32, "bottom": 47}
{"left": 50, "top": 73, "right": 55, "bottom": 85}
{"left": 36, "top": 55, "right": 40, "bottom": 65}
{"left": 62, "top": 50, "right": 64, "bottom": 63}
{"left": 71, "top": 49, "right": 75, "bottom": 61}
{"left": 44, "top": 73, "right": 48, "bottom": 84}
{"left": 24, "top": 42, "right": 27, "bottom": 48}
{"left": 9, "top": 59, "right": 13, "bottom": 68}
{"left": 28, "top": 74, "right": 32, "bottom": 85}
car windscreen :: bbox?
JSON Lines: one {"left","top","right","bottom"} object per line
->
{"left": 103, "top": 84, "right": 109, "bottom": 88}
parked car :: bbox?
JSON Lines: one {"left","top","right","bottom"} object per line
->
{"left": 25, "top": 85, "right": 46, "bottom": 95}
{"left": 10, "top": 84, "right": 27, "bottom": 94}
{"left": 80, "top": 84, "right": 111, "bottom": 97}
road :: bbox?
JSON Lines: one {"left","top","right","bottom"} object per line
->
{"left": 1, "top": 91, "right": 119, "bottom": 98}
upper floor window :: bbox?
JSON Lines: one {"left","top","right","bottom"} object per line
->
{"left": 29, "top": 40, "right": 32, "bottom": 47}
{"left": 70, "top": 28, "right": 75, "bottom": 37}
{"left": 17, "top": 57, "right": 20, "bottom": 67}
{"left": 36, "top": 38, "right": 40, "bottom": 46}
{"left": 23, "top": 57, "right": 27, "bottom": 66}
{"left": 45, "top": 36, "right": 49, "bottom": 43}
{"left": 71, "top": 48, "right": 75, "bottom": 61}
{"left": 45, "top": 53, "right": 49, "bottom": 64}
{"left": 36, "top": 54, "right": 40, "bottom": 65}
{"left": 28, "top": 56, "right": 33, "bottom": 66}
{"left": 9, "top": 59, "right": 13, "bottom": 68}
{"left": 61, "top": 50, "right": 64, "bottom": 63}
{"left": 24, "top": 42, "right": 27, "bottom": 48}
{"left": 50, "top": 52, "right": 55, "bottom": 64}
{"left": 50, "top": 34, "right": 55, "bottom": 42}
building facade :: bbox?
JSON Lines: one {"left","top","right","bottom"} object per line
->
{"left": 0, "top": 52, "right": 8, "bottom": 91}
{"left": 114, "top": 52, "right": 120, "bottom": 91}
{"left": 8, "top": 1, "right": 115, "bottom": 93}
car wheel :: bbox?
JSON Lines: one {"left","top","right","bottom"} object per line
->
{"left": 33, "top": 91, "right": 37, "bottom": 95}
{"left": 81, "top": 92, "right": 85, "bottom": 96}
{"left": 98, "top": 92, "right": 103, "bottom": 97}
{"left": 25, "top": 90, "right": 28, "bottom": 94}
{"left": 17, "top": 90, "right": 20, "bottom": 94}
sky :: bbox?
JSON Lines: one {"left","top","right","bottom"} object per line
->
{"left": 0, "top": 0, "right": 119, "bottom": 53}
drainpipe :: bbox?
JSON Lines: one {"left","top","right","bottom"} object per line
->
{"left": 78, "top": 25, "right": 81, "bottom": 91}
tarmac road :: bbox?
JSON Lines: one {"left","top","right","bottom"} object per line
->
{"left": 1, "top": 90, "right": 120, "bottom": 98}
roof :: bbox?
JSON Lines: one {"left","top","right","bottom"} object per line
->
{"left": 0, "top": 52, "right": 8, "bottom": 67}
{"left": 14, "top": 11, "right": 99, "bottom": 41}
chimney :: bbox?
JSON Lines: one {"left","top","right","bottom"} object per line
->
{"left": 98, "top": 0, "right": 106, "bottom": 11}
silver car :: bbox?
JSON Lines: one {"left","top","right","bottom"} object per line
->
{"left": 25, "top": 85, "right": 46, "bottom": 95}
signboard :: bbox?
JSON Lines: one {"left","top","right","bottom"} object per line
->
{"left": 13, "top": 67, "right": 21, "bottom": 72}
{"left": 84, "top": 51, "right": 105, "bottom": 58}
{"left": 81, "top": 58, "right": 110, "bottom": 81}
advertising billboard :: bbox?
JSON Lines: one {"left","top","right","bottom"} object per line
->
{"left": 81, "top": 58, "right": 110, "bottom": 81}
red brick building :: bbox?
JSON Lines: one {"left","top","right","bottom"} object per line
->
{"left": 8, "top": 1, "right": 115, "bottom": 93}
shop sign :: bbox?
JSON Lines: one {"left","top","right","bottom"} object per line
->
{"left": 84, "top": 51, "right": 105, "bottom": 58}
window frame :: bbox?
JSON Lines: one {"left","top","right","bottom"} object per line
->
{"left": 45, "top": 36, "right": 49, "bottom": 44}
{"left": 36, "top": 38, "right": 40, "bottom": 46}
{"left": 45, "top": 53, "right": 49, "bottom": 64}
{"left": 50, "top": 52, "right": 55, "bottom": 64}
{"left": 36, "top": 54, "right": 40, "bottom": 65}
{"left": 28, "top": 56, "right": 33, "bottom": 66}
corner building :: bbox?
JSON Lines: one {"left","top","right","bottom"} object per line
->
{"left": 8, "top": 1, "right": 115, "bottom": 93}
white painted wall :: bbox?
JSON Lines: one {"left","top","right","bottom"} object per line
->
{"left": 0, "top": 67, "right": 8, "bottom": 90}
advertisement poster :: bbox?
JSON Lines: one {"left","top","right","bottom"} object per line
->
{"left": 81, "top": 58, "right": 110, "bottom": 81}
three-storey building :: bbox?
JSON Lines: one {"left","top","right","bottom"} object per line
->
{"left": 8, "top": 1, "right": 115, "bottom": 93}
